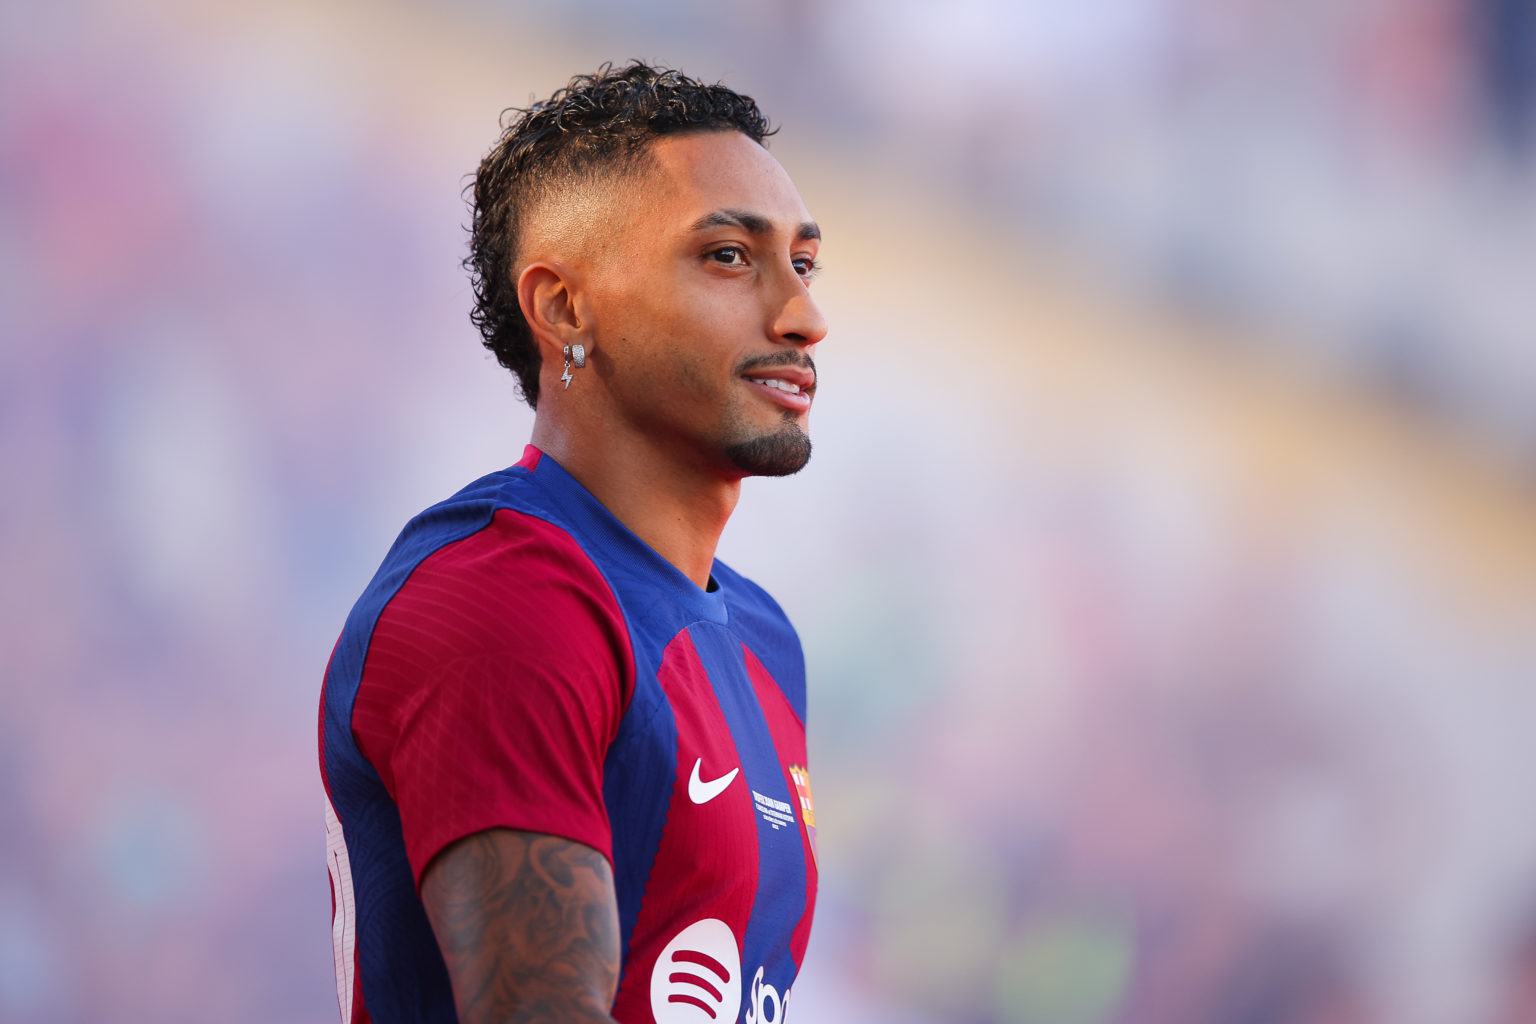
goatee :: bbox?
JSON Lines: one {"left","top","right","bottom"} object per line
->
{"left": 726, "top": 422, "right": 812, "bottom": 477}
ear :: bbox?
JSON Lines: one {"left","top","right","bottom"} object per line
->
{"left": 516, "top": 261, "right": 591, "bottom": 362}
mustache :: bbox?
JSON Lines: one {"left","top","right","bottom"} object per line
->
{"left": 736, "top": 351, "right": 817, "bottom": 382}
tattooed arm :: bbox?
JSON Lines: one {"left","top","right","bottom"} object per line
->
{"left": 421, "top": 828, "right": 622, "bottom": 1024}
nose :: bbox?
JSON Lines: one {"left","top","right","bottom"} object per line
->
{"left": 771, "top": 278, "right": 828, "bottom": 347}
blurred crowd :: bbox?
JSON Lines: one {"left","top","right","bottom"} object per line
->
{"left": 724, "top": 0, "right": 1536, "bottom": 463}
{"left": 4, "top": 2, "right": 1536, "bottom": 1023}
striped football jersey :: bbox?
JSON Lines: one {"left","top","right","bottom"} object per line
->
{"left": 319, "top": 446, "right": 817, "bottom": 1023}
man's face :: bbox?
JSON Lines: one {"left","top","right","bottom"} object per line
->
{"left": 583, "top": 130, "right": 826, "bottom": 478}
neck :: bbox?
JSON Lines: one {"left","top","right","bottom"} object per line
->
{"left": 531, "top": 419, "right": 740, "bottom": 590}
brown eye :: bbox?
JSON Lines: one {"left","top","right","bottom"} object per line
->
{"left": 710, "top": 247, "right": 746, "bottom": 265}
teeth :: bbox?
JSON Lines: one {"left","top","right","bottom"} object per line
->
{"left": 750, "top": 378, "right": 801, "bottom": 394}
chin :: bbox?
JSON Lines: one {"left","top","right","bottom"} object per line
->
{"left": 724, "top": 423, "right": 812, "bottom": 477}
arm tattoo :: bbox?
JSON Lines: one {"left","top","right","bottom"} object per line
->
{"left": 421, "top": 829, "right": 621, "bottom": 1024}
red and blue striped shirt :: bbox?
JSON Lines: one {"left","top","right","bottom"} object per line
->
{"left": 319, "top": 446, "right": 817, "bottom": 1023}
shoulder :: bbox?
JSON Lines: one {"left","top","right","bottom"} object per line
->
{"left": 386, "top": 502, "right": 628, "bottom": 665}
{"left": 715, "top": 561, "right": 807, "bottom": 717}
{"left": 715, "top": 561, "right": 796, "bottom": 634}
{"left": 343, "top": 464, "right": 634, "bottom": 699}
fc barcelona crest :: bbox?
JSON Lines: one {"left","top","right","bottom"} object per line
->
{"left": 788, "top": 765, "right": 816, "bottom": 864}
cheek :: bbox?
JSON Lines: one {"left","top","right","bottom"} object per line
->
{"left": 645, "top": 297, "right": 740, "bottom": 373}
{"left": 600, "top": 273, "right": 748, "bottom": 395}
{"left": 648, "top": 266, "right": 744, "bottom": 330}
{"left": 606, "top": 314, "right": 716, "bottom": 402}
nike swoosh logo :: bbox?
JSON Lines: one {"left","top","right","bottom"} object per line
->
{"left": 688, "top": 758, "right": 740, "bottom": 805}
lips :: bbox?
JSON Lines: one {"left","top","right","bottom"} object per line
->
{"left": 741, "top": 367, "right": 814, "bottom": 411}
{"left": 746, "top": 377, "right": 804, "bottom": 395}
{"left": 740, "top": 364, "right": 815, "bottom": 394}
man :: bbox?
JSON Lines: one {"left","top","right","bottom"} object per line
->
{"left": 318, "top": 62, "right": 826, "bottom": 1024}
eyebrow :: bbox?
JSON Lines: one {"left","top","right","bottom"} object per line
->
{"left": 691, "top": 209, "right": 821, "bottom": 242}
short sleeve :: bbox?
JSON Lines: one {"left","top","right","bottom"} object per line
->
{"left": 350, "top": 507, "right": 634, "bottom": 886}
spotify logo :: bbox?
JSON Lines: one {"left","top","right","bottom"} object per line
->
{"left": 650, "top": 918, "right": 742, "bottom": 1023}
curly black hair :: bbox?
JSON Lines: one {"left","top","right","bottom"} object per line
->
{"left": 466, "top": 61, "right": 776, "bottom": 408}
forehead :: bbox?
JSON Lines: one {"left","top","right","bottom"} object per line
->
{"left": 633, "top": 131, "right": 812, "bottom": 231}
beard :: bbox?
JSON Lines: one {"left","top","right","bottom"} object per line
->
{"left": 723, "top": 351, "right": 815, "bottom": 476}
{"left": 725, "top": 417, "right": 812, "bottom": 477}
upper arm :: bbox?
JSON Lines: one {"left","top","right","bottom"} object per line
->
{"left": 421, "top": 828, "right": 621, "bottom": 1024}
{"left": 350, "top": 510, "right": 634, "bottom": 885}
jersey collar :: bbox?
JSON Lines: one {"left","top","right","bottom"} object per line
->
{"left": 518, "top": 445, "right": 730, "bottom": 626}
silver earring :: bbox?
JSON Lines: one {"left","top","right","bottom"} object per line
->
{"left": 561, "top": 344, "right": 587, "bottom": 390}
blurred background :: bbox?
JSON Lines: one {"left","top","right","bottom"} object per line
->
{"left": 5, "top": 0, "right": 1536, "bottom": 1021}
